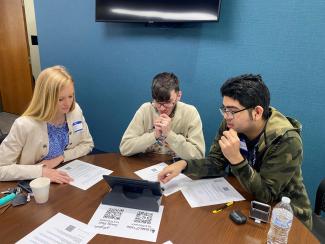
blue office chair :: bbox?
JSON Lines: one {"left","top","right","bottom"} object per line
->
{"left": 312, "top": 178, "right": 325, "bottom": 243}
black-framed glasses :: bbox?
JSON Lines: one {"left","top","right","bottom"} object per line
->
{"left": 219, "top": 106, "right": 252, "bottom": 119}
{"left": 152, "top": 100, "right": 177, "bottom": 108}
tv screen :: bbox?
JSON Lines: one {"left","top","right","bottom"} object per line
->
{"left": 96, "top": 0, "right": 221, "bottom": 23}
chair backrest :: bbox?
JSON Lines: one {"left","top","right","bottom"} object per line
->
{"left": 315, "top": 178, "right": 325, "bottom": 215}
{"left": 0, "top": 129, "right": 8, "bottom": 144}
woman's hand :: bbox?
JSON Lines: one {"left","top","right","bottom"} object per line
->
{"left": 42, "top": 167, "right": 73, "bottom": 184}
{"left": 41, "top": 155, "right": 64, "bottom": 169}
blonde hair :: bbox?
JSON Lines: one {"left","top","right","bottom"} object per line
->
{"left": 23, "top": 65, "right": 75, "bottom": 121}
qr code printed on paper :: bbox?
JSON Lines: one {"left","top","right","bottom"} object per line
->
{"left": 134, "top": 211, "right": 153, "bottom": 224}
{"left": 65, "top": 225, "right": 75, "bottom": 232}
{"left": 103, "top": 208, "right": 124, "bottom": 220}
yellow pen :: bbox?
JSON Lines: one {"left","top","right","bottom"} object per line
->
{"left": 212, "top": 201, "right": 234, "bottom": 214}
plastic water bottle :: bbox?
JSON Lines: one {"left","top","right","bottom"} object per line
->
{"left": 267, "top": 197, "right": 293, "bottom": 244}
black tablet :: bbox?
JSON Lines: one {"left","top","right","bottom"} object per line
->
{"left": 103, "top": 175, "right": 162, "bottom": 197}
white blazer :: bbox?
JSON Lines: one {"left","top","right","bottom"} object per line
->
{"left": 0, "top": 103, "right": 94, "bottom": 181}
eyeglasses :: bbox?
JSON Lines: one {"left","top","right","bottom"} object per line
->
{"left": 219, "top": 106, "right": 252, "bottom": 119}
{"left": 152, "top": 100, "right": 177, "bottom": 108}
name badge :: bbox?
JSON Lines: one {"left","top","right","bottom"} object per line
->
{"left": 240, "top": 140, "right": 248, "bottom": 152}
{"left": 72, "top": 121, "right": 83, "bottom": 132}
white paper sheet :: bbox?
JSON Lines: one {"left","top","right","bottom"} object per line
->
{"left": 88, "top": 204, "right": 164, "bottom": 242}
{"left": 16, "top": 213, "right": 96, "bottom": 244}
{"left": 134, "top": 162, "right": 192, "bottom": 196}
{"left": 59, "top": 160, "right": 113, "bottom": 190}
{"left": 181, "top": 177, "right": 245, "bottom": 208}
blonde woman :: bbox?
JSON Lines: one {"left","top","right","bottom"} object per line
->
{"left": 0, "top": 66, "right": 94, "bottom": 183}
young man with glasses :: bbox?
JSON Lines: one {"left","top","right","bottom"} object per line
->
{"left": 120, "top": 72, "right": 205, "bottom": 160}
{"left": 158, "top": 74, "right": 312, "bottom": 229}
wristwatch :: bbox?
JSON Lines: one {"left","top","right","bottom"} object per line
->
{"left": 156, "top": 135, "right": 166, "bottom": 146}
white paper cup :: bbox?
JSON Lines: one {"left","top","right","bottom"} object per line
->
{"left": 30, "top": 177, "right": 50, "bottom": 204}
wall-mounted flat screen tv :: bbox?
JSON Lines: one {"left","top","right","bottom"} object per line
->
{"left": 96, "top": 0, "right": 221, "bottom": 23}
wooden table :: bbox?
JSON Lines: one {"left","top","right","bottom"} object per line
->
{"left": 0, "top": 153, "right": 320, "bottom": 243}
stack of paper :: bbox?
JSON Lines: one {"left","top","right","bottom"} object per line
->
{"left": 181, "top": 177, "right": 245, "bottom": 208}
{"left": 59, "top": 160, "right": 113, "bottom": 190}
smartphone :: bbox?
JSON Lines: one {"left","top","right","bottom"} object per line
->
{"left": 249, "top": 200, "right": 271, "bottom": 222}
{"left": 18, "top": 180, "right": 32, "bottom": 193}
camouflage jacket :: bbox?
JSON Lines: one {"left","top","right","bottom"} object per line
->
{"left": 184, "top": 107, "right": 312, "bottom": 229}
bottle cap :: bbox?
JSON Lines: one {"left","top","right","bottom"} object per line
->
{"left": 281, "top": 196, "right": 291, "bottom": 204}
